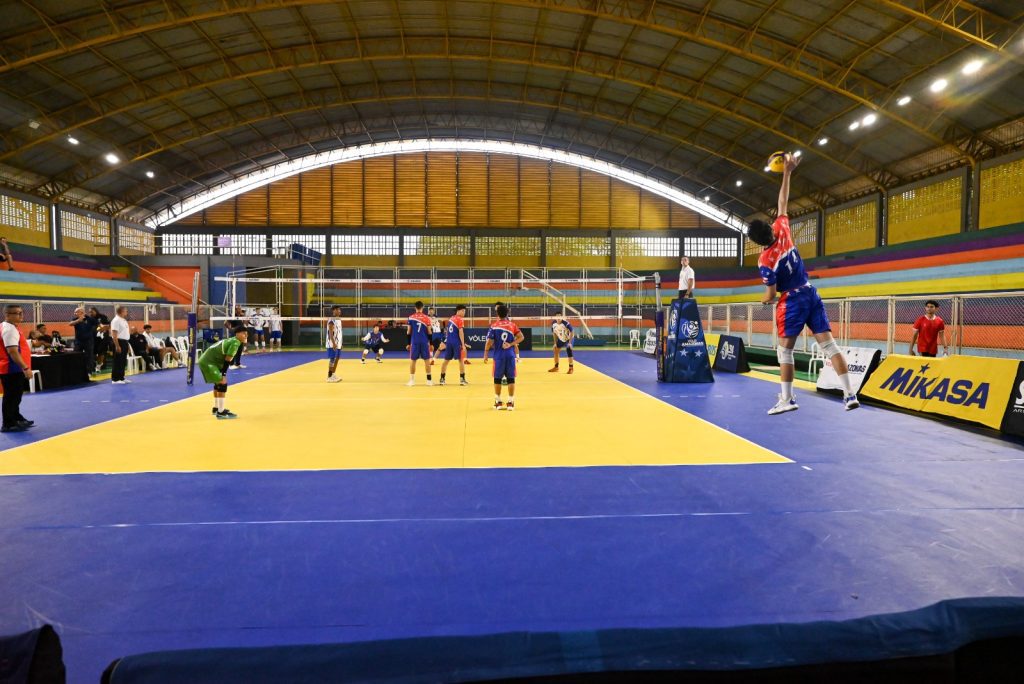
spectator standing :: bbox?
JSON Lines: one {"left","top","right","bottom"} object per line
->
{"left": 1, "top": 303, "right": 33, "bottom": 432}
{"left": 69, "top": 307, "right": 99, "bottom": 374}
{"left": 91, "top": 307, "right": 111, "bottom": 373}
{"left": 678, "top": 256, "right": 695, "bottom": 299}
{"left": 909, "top": 300, "right": 949, "bottom": 357}
{"left": 110, "top": 306, "right": 131, "bottom": 384}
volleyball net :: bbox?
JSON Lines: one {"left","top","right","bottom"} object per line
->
{"left": 210, "top": 266, "right": 657, "bottom": 347}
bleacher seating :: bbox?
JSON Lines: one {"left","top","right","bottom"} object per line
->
{"left": 694, "top": 223, "right": 1024, "bottom": 303}
{"left": 0, "top": 242, "right": 167, "bottom": 303}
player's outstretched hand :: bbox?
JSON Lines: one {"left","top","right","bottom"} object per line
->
{"left": 405, "top": 344, "right": 410, "bottom": 351}
{"left": 784, "top": 153, "right": 802, "bottom": 172}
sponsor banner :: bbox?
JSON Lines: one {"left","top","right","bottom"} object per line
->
{"left": 861, "top": 354, "right": 1021, "bottom": 431}
{"left": 661, "top": 298, "right": 714, "bottom": 383}
{"left": 1000, "top": 362, "right": 1024, "bottom": 438}
{"left": 817, "top": 346, "right": 880, "bottom": 394}
{"left": 643, "top": 328, "right": 658, "bottom": 355}
{"left": 382, "top": 328, "right": 533, "bottom": 352}
{"left": 704, "top": 333, "right": 720, "bottom": 367}
{"left": 713, "top": 334, "right": 750, "bottom": 373}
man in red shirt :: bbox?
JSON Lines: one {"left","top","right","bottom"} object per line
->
{"left": 909, "top": 300, "right": 949, "bottom": 357}
{"left": 2, "top": 303, "right": 34, "bottom": 432}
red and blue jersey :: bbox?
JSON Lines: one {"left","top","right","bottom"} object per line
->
{"left": 407, "top": 312, "right": 432, "bottom": 345}
{"left": 445, "top": 314, "right": 464, "bottom": 346}
{"left": 757, "top": 216, "right": 809, "bottom": 292}
{"left": 487, "top": 320, "right": 521, "bottom": 360}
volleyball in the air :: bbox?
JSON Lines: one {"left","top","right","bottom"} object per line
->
{"left": 768, "top": 151, "right": 787, "bottom": 173}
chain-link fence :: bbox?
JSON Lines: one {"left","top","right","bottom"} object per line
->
{"left": 700, "top": 292, "right": 1024, "bottom": 360}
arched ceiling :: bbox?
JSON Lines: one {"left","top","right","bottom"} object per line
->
{"left": 0, "top": 0, "right": 1022, "bottom": 222}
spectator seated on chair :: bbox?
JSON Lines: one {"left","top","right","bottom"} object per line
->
{"left": 29, "top": 324, "right": 52, "bottom": 353}
{"left": 129, "top": 326, "right": 161, "bottom": 370}
{"left": 143, "top": 325, "right": 179, "bottom": 368}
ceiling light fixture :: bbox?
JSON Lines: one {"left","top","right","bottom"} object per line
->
{"left": 962, "top": 60, "right": 983, "bottom": 75}
{"left": 735, "top": 180, "right": 743, "bottom": 187}
{"left": 930, "top": 78, "right": 948, "bottom": 93}
{"left": 862, "top": 113, "right": 877, "bottom": 126}
{"left": 793, "top": 150, "right": 802, "bottom": 157}
{"left": 704, "top": 195, "right": 710, "bottom": 201}
{"left": 67, "top": 136, "right": 79, "bottom": 145}
{"left": 28, "top": 120, "right": 40, "bottom": 130}
{"left": 849, "top": 121, "right": 860, "bottom": 131}
{"left": 104, "top": 153, "right": 120, "bottom": 164}
{"left": 817, "top": 137, "right": 829, "bottom": 146}
{"left": 897, "top": 95, "right": 912, "bottom": 106}
{"left": 145, "top": 171, "right": 155, "bottom": 179}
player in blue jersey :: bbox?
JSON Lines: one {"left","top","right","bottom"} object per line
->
{"left": 406, "top": 300, "right": 434, "bottom": 386}
{"left": 438, "top": 304, "right": 468, "bottom": 386}
{"left": 549, "top": 312, "right": 575, "bottom": 374}
{"left": 361, "top": 323, "right": 389, "bottom": 364}
{"left": 483, "top": 303, "right": 525, "bottom": 410}
{"left": 747, "top": 153, "right": 859, "bottom": 415}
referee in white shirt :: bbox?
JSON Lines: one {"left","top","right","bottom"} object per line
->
{"left": 110, "top": 306, "right": 131, "bottom": 384}
{"left": 678, "top": 256, "right": 695, "bottom": 299}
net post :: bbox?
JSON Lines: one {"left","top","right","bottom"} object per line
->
{"left": 187, "top": 271, "right": 200, "bottom": 386}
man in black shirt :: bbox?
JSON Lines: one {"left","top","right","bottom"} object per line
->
{"left": 69, "top": 306, "right": 99, "bottom": 375}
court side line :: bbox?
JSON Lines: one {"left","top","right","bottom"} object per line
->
{"left": 1, "top": 356, "right": 324, "bottom": 458}
{"left": 580, "top": 361, "right": 791, "bottom": 463}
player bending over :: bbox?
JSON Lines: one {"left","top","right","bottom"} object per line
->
{"left": 406, "top": 301, "right": 434, "bottom": 386}
{"left": 199, "top": 325, "right": 247, "bottom": 419}
{"left": 483, "top": 303, "right": 524, "bottom": 410}
{"left": 325, "top": 305, "right": 343, "bottom": 382}
{"left": 746, "top": 153, "right": 859, "bottom": 415}
{"left": 439, "top": 304, "right": 468, "bottom": 386}
{"left": 549, "top": 312, "right": 575, "bottom": 374}
{"left": 361, "top": 324, "right": 389, "bottom": 364}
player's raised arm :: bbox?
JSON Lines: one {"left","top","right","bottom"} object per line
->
{"left": 777, "top": 153, "right": 801, "bottom": 217}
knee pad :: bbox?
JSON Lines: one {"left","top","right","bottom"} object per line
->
{"left": 566, "top": 347, "right": 574, "bottom": 357}
{"left": 213, "top": 383, "right": 228, "bottom": 393}
{"left": 505, "top": 377, "right": 515, "bottom": 385}
{"left": 820, "top": 339, "right": 841, "bottom": 359}
{"left": 777, "top": 346, "right": 795, "bottom": 366}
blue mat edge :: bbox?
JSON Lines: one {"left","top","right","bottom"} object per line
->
{"left": 106, "top": 596, "right": 1024, "bottom": 683}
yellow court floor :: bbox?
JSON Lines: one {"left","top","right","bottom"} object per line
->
{"left": 0, "top": 358, "right": 787, "bottom": 475}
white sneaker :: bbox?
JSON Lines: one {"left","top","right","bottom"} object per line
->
{"left": 327, "top": 376, "right": 341, "bottom": 383}
{"left": 235, "top": 364, "right": 247, "bottom": 369}
{"left": 767, "top": 394, "right": 798, "bottom": 415}
{"left": 112, "top": 380, "right": 125, "bottom": 385}
{"left": 426, "top": 380, "right": 433, "bottom": 386}
{"left": 406, "top": 379, "right": 415, "bottom": 387}
{"left": 844, "top": 395, "right": 861, "bottom": 411}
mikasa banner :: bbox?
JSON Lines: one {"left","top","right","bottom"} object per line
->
{"left": 861, "top": 354, "right": 1021, "bottom": 430}
{"left": 816, "top": 346, "right": 880, "bottom": 394}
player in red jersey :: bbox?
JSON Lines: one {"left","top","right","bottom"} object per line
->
{"left": 482, "top": 303, "right": 524, "bottom": 410}
{"left": 909, "top": 300, "right": 949, "bottom": 357}
{"left": 746, "top": 153, "right": 859, "bottom": 415}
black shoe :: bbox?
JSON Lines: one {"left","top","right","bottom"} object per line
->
{"left": 17, "top": 420, "right": 34, "bottom": 428}
{"left": 216, "top": 409, "right": 238, "bottom": 419}
{"left": 212, "top": 407, "right": 218, "bottom": 415}
{"left": 1, "top": 425, "right": 26, "bottom": 433}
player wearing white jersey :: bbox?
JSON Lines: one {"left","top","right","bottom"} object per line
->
{"left": 325, "top": 305, "right": 344, "bottom": 382}
{"left": 268, "top": 308, "right": 283, "bottom": 351}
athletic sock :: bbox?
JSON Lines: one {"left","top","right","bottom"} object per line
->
{"left": 409, "top": 374, "right": 415, "bottom": 382}
{"left": 781, "top": 381, "right": 794, "bottom": 402}
{"left": 837, "top": 372, "right": 853, "bottom": 396}
{"left": 460, "top": 373, "right": 465, "bottom": 379}
{"left": 215, "top": 397, "right": 224, "bottom": 411}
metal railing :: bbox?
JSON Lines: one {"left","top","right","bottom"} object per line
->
{"left": 698, "top": 291, "right": 1024, "bottom": 360}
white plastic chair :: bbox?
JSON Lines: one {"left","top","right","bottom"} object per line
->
{"left": 177, "top": 336, "right": 190, "bottom": 356}
{"left": 629, "top": 329, "right": 641, "bottom": 349}
{"left": 808, "top": 341, "right": 826, "bottom": 380}
{"left": 126, "top": 346, "right": 146, "bottom": 375}
{"left": 28, "top": 369, "right": 43, "bottom": 393}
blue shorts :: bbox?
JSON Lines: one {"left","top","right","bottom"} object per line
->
{"left": 364, "top": 343, "right": 383, "bottom": 353}
{"left": 326, "top": 348, "right": 342, "bottom": 361}
{"left": 555, "top": 339, "right": 572, "bottom": 349}
{"left": 443, "top": 343, "right": 462, "bottom": 361}
{"left": 270, "top": 331, "right": 282, "bottom": 340}
{"left": 247, "top": 327, "right": 258, "bottom": 337}
{"left": 409, "top": 341, "right": 431, "bottom": 360}
{"left": 431, "top": 333, "right": 444, "bottom": 345}
{"left": 492, "top": 356, "right": 517, "bottom": 382}
{"left": 776, "top": 286, "right": 831, "bottom": 338}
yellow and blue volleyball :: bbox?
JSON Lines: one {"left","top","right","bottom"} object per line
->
{"left": 768, "top": 151, "right": 786, "bottom": 173}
